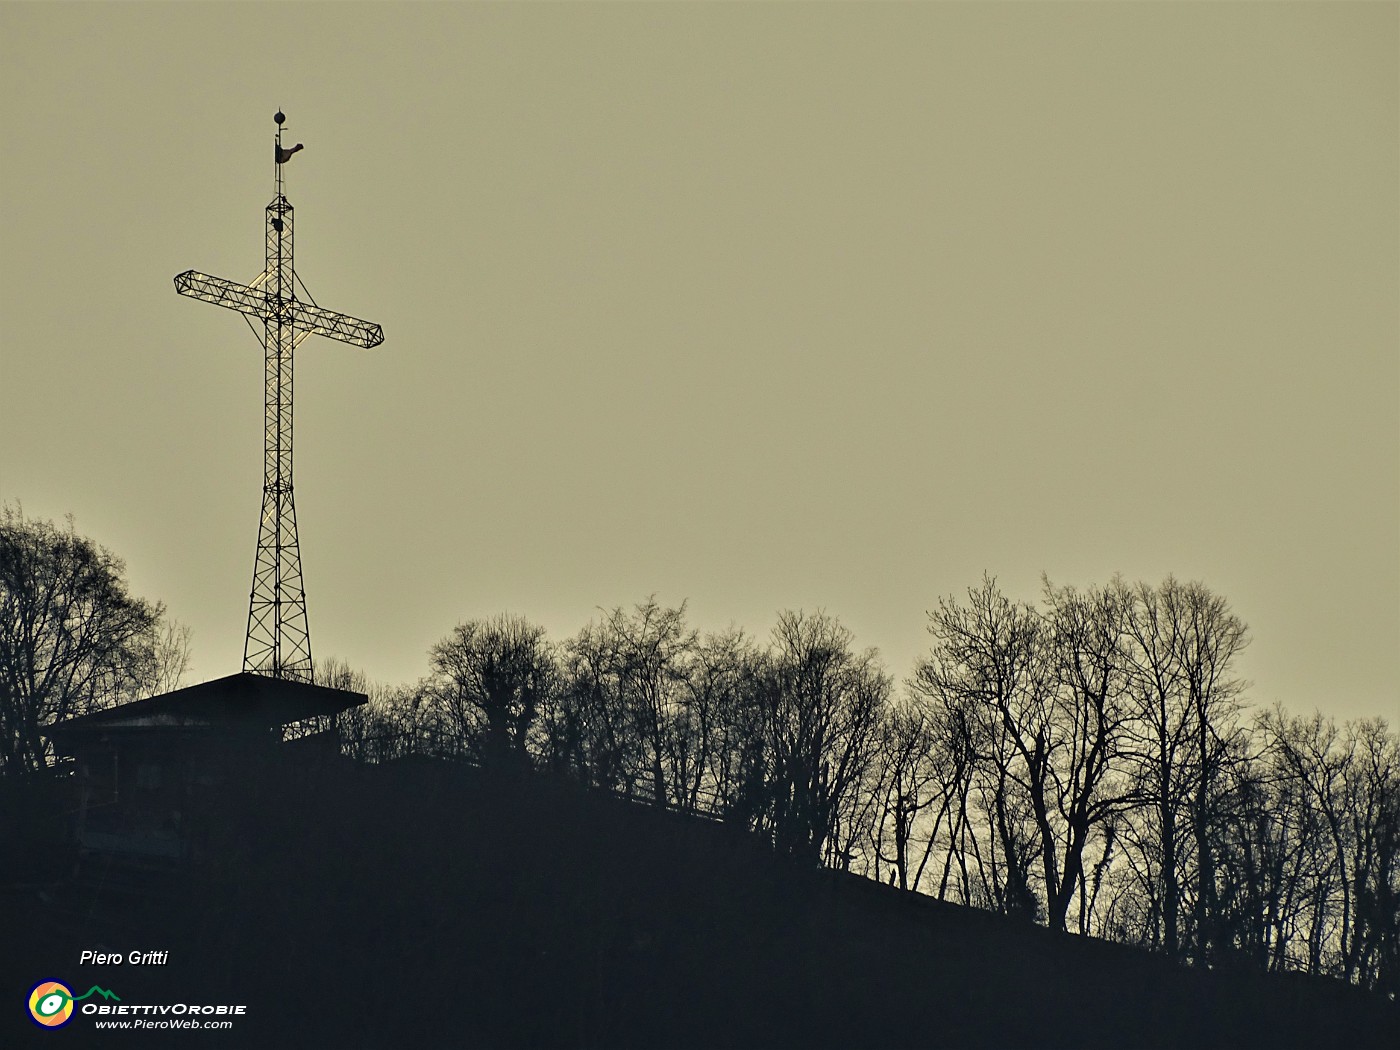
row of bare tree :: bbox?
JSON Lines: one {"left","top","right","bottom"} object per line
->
{"left": 890, "top": 577, "right": 1397, "bottom": 997}
{"left": 332, "top": 578, "right": 1397, "bottom": 996}
{"left": 4, "top": 508, "right": 1391, "bottom": 994}
{"left": 333, "top": 602, "right": 890, "bottom": 868}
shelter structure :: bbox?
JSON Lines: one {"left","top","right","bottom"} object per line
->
{"left": 45, "top": 673, "right": 366, "bottom": 863}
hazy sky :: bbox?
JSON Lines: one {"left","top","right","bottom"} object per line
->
{"left": 2, "top": 2, "right": 1395, "bottom": 722}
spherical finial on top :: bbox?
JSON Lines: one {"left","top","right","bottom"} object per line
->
{"left": 274, "top": 110, "right": 286, "bottom": 125}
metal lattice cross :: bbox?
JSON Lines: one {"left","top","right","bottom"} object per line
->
{"left": 174, "top": 111, "right": 384, "bottom": 683}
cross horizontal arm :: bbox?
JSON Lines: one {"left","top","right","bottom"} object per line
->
{"left": 174, "top": 270, "right": 384, "bottom": 349}
{"left": 174, "top": 269, "right": 271, "bottom": 323}
{"left": 292, "top": 298, "right": 385, "bottom": 350}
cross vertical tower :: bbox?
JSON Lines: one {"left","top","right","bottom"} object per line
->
{"left": 251, "top": 116, "right": 306, "bottom": 682}
{"left": 174, "top": 111, "right": 384, "bottom": 683}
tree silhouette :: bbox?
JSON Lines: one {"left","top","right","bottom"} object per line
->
{"left": 747, "top": 610, "right": 889, "bottom": 867}
{"left": 426, "top": 614, "right": 557, "bottom": 767}
{"left": 0, "top": 506, "right": 162, "bottom": 774}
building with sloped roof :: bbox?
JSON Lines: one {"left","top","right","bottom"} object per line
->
{"left": 44, "top": 673, "right": 365, "bottom": 863}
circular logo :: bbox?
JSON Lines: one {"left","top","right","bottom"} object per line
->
{"left": 28, "top": 981, "right": 75, "bottom": 1028}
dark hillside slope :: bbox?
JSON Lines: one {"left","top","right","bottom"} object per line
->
{"left": 6, "top": 759, "right": 1394, "bottom": 1048}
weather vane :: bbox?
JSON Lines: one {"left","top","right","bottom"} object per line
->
{"left": 173, "top": 110, "right": 385, "bottom": 683}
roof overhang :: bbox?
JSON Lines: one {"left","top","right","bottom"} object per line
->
{"left": 44, "top": 672, "right": 369, "bottom": 745}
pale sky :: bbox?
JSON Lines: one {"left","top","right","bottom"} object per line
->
{"left": 2, "top": 2, "right": 1396, "bottom": 722}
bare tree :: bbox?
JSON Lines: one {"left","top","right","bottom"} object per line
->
{"left": 910, "top": 575, "right": 1252, "bottom": 943}
{"left": 547, "top": 619, "right": 630, "bottom": 791}
{"left": 604, "top": 598, "right": 697, "bottom": 807}
{"left": 0, "top": 506, "right": 161, "bottom": 774}
{"left": 1119, "top": 579, "right": 1188, "bottom": 955}
{"left": 747, "top": 610, "right": 890, "bottom": 867}
{"left": 865, "top": 699, "right": 941, "bottom": 891}
{"left": 1260, "top": 709, "right": 1400, "bottom": 993}
{"left": 546, "top": 598, "right": 697, "bottom": 803}
{"left": 1345, "top": 718, "right": 1400, "bottom": 997}
{"left": 146, "top": 618, "right": 194, "bottom": 696}
{"left": 426, "top": 614, "right": 556, "bottom": 766}
{"left": 1175, "top": 579, "right": 1250, "bottom": 963}
{"left": 1116, "top": 577, "right": 1248, "bottom": 960}
{"left": 1039, "top": 576, "right": 1140, "bottom": 933}
{"left": 917, "top": 688, "right": 982, "bottom": 905}
{"left": 318, "top": 658, "right": 423, "bottom": 764}
{"left": 682, "top": 626, "right": 757, "bottom": 815}
{"left": 912, "top": 578, "right": 1050, "bottom": 921}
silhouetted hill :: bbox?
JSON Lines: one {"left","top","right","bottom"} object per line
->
{"left": 5, "top": 759, "right": 1394, "bottom": 1048}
